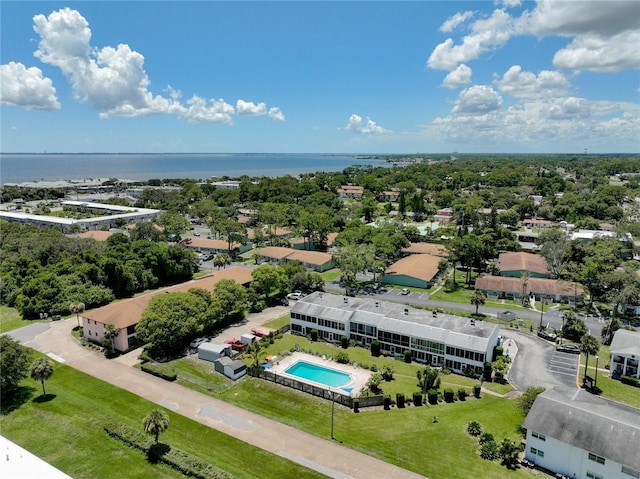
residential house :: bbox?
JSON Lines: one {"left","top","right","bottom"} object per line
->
{"left": 337, "top": 185, "right": 364, "bottom": 199}
{"left": 475, "top": 276, "right": 584, "bottom": 304}
{"left": 377, "top": 189, "right": 400, "bottom": 202}
{"left": 522, "top": 390, "right": 640, "bottom": 479}
{"left": 401, "top": 243, "right": 447, "bottom": 257}
{"left": 382, "top": 254, "right": 442, "bottom": 289}
{"left": 81, "top": 267, "right": 253, "bottom": 352}
{"left": 291, "top": 232, "right": 338, "bottom": 251}
{"left": 290, "top": 292, "right": 500, "bottom": 375}
{"left": 522, "top": 218, "right": 554, "bottom": 229}
{"left": 255, "top": 246, "right": 334, "bottom": 272}
{"left": 498, "top": 252, "right": 550, "bottom": 278}
{"left": 184, "top": 237, "right": 252, "bottom": 257}
{"left": 434, "top": 208, "right": 454, "bottom": 222}
{"left": 609, "top": 329, "right": 640, "bottom": 379}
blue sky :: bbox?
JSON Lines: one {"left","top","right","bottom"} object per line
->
{"left": 1, "top": 1, "right": 639, "bottom": 154}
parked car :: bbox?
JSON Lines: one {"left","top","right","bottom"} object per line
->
{"left": 401, "top": 288, "right": 410, "bottom": 295}
{"left": 189, "top": 337, "right": 207, "bottom": 349}
{"left": 287, "top": 292, "right": 305, "bottom": 300}
{"left": 537, "top": 330, "right": 557, "bottom": 342}
{"left": 556, "top": 344, "right": 580, "bottom": 354}
{"left": 224, "top": 338, "right": 248, "bottom": 351}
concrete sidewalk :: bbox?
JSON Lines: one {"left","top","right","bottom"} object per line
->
{"left": 14, "top": 316, "right": 427, "bottom": 479}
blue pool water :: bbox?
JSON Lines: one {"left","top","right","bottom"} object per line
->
{"left": 284, "top": 361, "right": 352, "bottom": 388}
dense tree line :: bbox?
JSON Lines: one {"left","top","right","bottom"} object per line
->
{"left": 0, "top": 222, "right": 196, "bottom": 319}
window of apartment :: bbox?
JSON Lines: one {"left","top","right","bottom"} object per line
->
{"left": 531, "top": 431, "right": 546, "bottom": 441}
{"left": 530, "top": 447, "right": 537, "bottom": 455}
{"left": 588, "top": 453, "right": 606, "bottom": 465}
{"left": 586, "top": 471, "right": 603, "bottom": 479}
{"left": 622, "top": 466, "right": 640, "bottom": 478}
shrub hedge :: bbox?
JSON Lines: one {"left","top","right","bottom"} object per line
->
{"left": 141, "top": 363, "right": 177, "bottom": 381}
{"left": 443, "top": 388, "right": 455, "bottom": 403}
{"left": 621, "top": 375, "right": 640, "bottom": 387}
{"left": 412, "top": 391, "right": 422, "bottom": 406}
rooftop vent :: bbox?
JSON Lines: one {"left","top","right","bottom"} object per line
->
{"left": 470, "top": 319, "right": 475, "bottom": 326}
{"left": 404, "top": 308, "right": 409, "bottom": 315}
{"left": 319, "top": 292, "right": 323, "bottom": 298}
{"left": 433, "top": 311, "right": 437, "bottom": 317}
{"left": 375, "top": 302, "right": 379, "bottom": 307}
{"left": 343, "top": 297, "right": 348, "bottom": 303}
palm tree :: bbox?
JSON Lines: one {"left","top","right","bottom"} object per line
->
{"left": 248, "top": 341, "right": 265, "bottom": 368}
{"left": 579, "top": 334, "right": 601, "bottom": 384}
{"left": 470, "top": 290, "right": 486, "bottom": 315}
{"left": 102, "top": 324, "right": 119, "bottom": 355}
{"left": 69, "top": 301, "right": 85, "bottom": 329}
{"left": 143, "top": 409, "right": 170, "bottom": 444}
{"left": 30, "top": 358, "right": 54, "bottom": 397}
{"left": 520, "top": 272, "right": 529, "bottom": 306}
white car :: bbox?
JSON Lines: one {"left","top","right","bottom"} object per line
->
{"left": 189, "top": 337, "right": 207, "bottom": 349}
{"left": 287, "top": 292, "right": 305, "bottom": 300}
{"left": 401, "top": 288, "right": 410, "bottom": 295}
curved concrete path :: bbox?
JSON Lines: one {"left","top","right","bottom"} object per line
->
{"left": 11, "top": 319, "right": 426, "bottom": 479}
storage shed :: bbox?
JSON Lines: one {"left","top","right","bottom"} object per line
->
{"left": 214, "top": 356, "right": 247, "bottom": 380}
{"left": 198, "top": 343, "right": 231, "bottom": 362}
{"left": 240, "top": 333, "right": 256, "bottom": 345}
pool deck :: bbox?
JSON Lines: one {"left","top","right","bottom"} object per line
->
{"left": 269, "top": 352, "right": 371, "bottom": 396}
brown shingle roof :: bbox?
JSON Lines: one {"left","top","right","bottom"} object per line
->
{"left": 256, "top": 246, "right": 293, "bottom": 259}
{"left": 186, "top": 237, "right": 242, "bottom": 250}
{"left": 402, "top": 243, "right": 447, "bottom": 256}
{"left": 384, "top": 254, "right": 441, "bottom": 282}
{"left": 475, "top": 276, "right": 584, "bottom": 296}
{"left": 498, "top": 252, "right": 549, "bottom": 276}
{"left": 257, "top": 246, "right": 332, "bottom": 266}
{"left": 78, "top": 230, "right": 113, "bottom": 241}
{"left": 81, "top": 267, "right": 253, "bottom": 329}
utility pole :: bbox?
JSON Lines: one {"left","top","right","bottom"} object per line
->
{"left": 539, "top": 298, "right": 544, "bottom": 330}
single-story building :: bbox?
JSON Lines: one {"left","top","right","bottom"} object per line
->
{"left": 81, "top": 266, "right": 254, "bottom": 352}
{"left": 475, "top": 276, "right": 584, "bottom": 304}
{"left": 401, "top": 242, "right": 447, "bottom": 257}
{"left": 522, "top": 218, "right": 554, "bottom": 229}
{"left": 184, "top": 237, "right": 252, "bottom": 257}
{"left": 198, "top": 343, "right": 231, "bottom": 362}
{"left": 337, "top": 185, "right": 364, "bottom": 199}
{"left": 290, "top": 232, "right": 338, "bottom": 251}
{"left": 214, "top": 356, "right": 247, "bottom": 380}
{"left": 523, "top": 390, "right": 640, "bottom": 479}
{"left": 434, "top": 208, "right": 454, "bottom": 222}
{"left": 498, "top": 252, "right": 549, "bottom": 278}
{"left": 256, "top": 246, "right": 334, "bottom": 272}
{"left": 290, "top": 292, "right": 500, "bottom": 375}
{"left": 382, "top": 254, "right": 442, "bottom": 289}
{"left": 609, "top": 329, "right": 640, "bottom": 379}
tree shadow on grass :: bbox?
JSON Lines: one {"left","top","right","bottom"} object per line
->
{"left": 1, "top": 385, "right": 36, "bottom": 415}
{"left": 33, "top": 393, "right": 57, "bottom": 404}
{"left": 147, "top": 443, "right": 170, "bottom": 464}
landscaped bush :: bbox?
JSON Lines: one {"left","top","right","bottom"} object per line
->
{"left": 466, "top": 421, "right": 482, "bottom": 437}
{"left": 367, "top": 373, "right": 382, "bottom": 394}
{"left": 621, "top": 375, "right": 640, "bottom": 387}
{"left": 480, "top": 439, "right": 499, "bottom": 460}
{"left": 474, "top": 384, "right": 482, "bottom": 398}
{"left": 458, "top": 388, "right": 467, "bottom": 401}
{"left": 341, "top": 336, "right": 349, "bottom": 349}
{"left": 310, "top": 329, "right": 318, "bottom": 341}
{"left": 352, "top": 399, "right": 359, "bottom": 413}
{"left": 396, "top": 393, "right": 405, "bottom": 408}
{"left": 334, "top": 351, "right": 350, "bottom": 364}
{"left": 403, "top": 349, "right": 412, "bottom": 363}
{"left": 479, "top": 432, "right": 495, "bottom": 445}
{"left": 427, "top": 389, "right": 438, "bottom": 405}
{"left": 443, "top": 388, "right": 455, "bottom": 403}
{"left": 141, "top": 363, "right": 177, "bottom": 382}
{"left": 483, "top": 362, "right": 493, "bottom": 382}
{"left": 383, "top": 395, "right": 392, "bottom": 410}
{"left": 104, "top": 421, "right": 233, "bottom": 479}
{"left": 370, "top": 340, "right": 381, "bottom": 357}
{"left": 380, "top": 364, "right": 394, "bottom": 381}
{"left": 412, "top": 391, "right": 422, "bottom": 406}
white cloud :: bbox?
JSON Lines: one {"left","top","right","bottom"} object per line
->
{"left": 181, "top": 96, "right": 235, "bottom": 124}
{"left": 28, "top": 7, "right": 284, "bottom": 122}
{"left": 439, "top": 11, "right": 474, "bottom": 33}
{"left": 345, "top": 114, "right": 391, "bottom": 134}
{"left": 452, "top": 85, "right": 503, "bottom": 115}
{"left": 442, "top": 64, "right": 472, "bottom": 89}
{"left": 0, "top": 61, "right": 60, "bottom": 110}
{"left": 428, "top": 9, "right": 514, "bottom": 71}
{"left": 430, "top": 1, "right": 640, "bottom": 74}
{"left": 497, "top": 0, "right": 522, "bottom": 8}
{"left": 268, "top": 107, "right": 285, "bottom": 122}
{"left": 495, "top": 65, "right": 570, "bottom": 99}
{"left": 236, "top": 99, "right": 267, "bottom": 116}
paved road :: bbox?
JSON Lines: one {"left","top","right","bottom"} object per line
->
{"left": 8, "top": 315, "right": 426, "bottom": 479}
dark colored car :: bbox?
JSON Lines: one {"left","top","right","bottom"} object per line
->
{"left": 556, "top": 344, "right": 580, "bottom": 354}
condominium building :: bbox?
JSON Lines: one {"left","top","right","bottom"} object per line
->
{"left": 290, "top": 292, "right": 500, "bottom": 375}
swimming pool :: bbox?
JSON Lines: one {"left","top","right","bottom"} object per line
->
{"left": 284, "top": 360, "right": 352, "bottom": 388}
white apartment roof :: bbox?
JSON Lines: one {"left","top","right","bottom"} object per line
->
{"left": 610, "top": 329, "right": 640, "bottom": 356}
{"left": 0, "top": 435, "right": 73, "bottom": 479}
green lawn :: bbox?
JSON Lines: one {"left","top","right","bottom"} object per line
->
{"left": 0, "top": 359, "right": 327, "bottom": 479}
{"left": 578, "top": 345, "right": 640, "bottom": 409}
{"left": 262, "top": 314, "right": 291, "bottom": 330}
{"left": 0, "top": 306, "right": 48, "bottom": 334}
{"left": 321, "top": 268, "right": 341, "bottom": 282}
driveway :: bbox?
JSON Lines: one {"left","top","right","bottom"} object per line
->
{"left": 8, "top": 313, "right": 426, "bottom": 479}
{"left": 504, "top": 329, "right": 578, "bottom": 393}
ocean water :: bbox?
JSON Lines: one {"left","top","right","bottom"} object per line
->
{"left": 0, "top": 153, "right": 386, "bottom": 185}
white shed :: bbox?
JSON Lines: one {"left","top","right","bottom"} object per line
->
{"left": 214, "top": 356, "right": 247, "bottom": 380}
{"left": 198, "top": 342, "right": 231, "bottom": 362}
{"left": 240, "top": 333, "right": 257, "bottom": 345}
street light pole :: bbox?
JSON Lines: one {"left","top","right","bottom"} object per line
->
{"left": 595, "top": 355, "right": 599, "bottom": 390}
{"left": 539, "top": 298, "right": 544, "bottom": 330}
